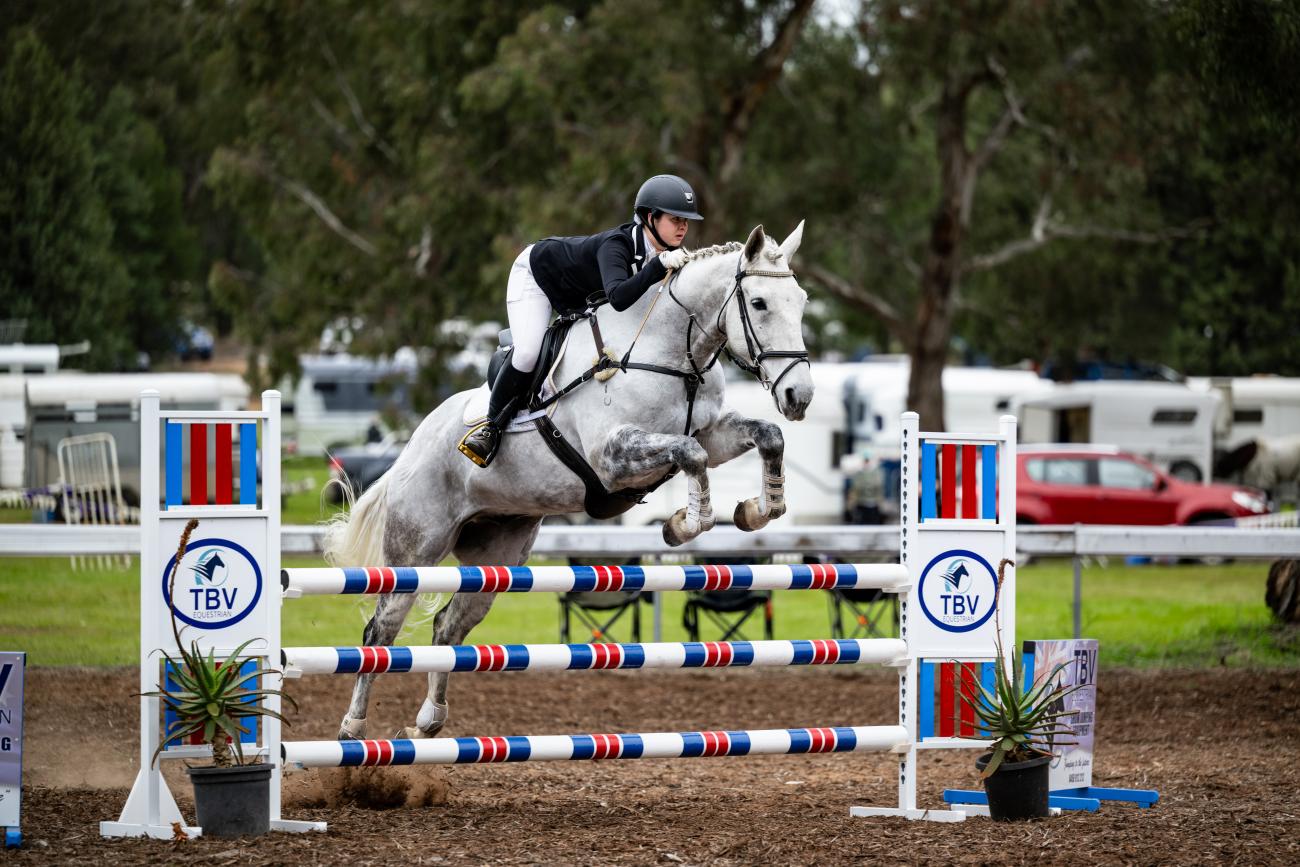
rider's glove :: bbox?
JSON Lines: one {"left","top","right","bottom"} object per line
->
{"left": 658, "top": 249, "right": 688, "bottom": 271}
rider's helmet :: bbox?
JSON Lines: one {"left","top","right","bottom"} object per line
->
{"left": 634, "top": 174, "right": 702, "bottom": 249}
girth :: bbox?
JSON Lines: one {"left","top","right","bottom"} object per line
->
{"left": 533, "top": 415, "right": 674, "bottom": 520}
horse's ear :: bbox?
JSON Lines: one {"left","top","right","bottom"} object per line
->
{"left": 743, "top": 225, "right": 766, "bottom": 262}
{"left": 779, "top": 220, "right": 805, "bottom": 261}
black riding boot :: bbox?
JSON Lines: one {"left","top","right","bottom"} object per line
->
{"left": 458, "top": 363, "right": 533, "bottom": 467}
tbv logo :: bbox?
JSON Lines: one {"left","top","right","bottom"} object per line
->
{"left": 939, "top": 559, "right": 981, "bottom": 618}
{"left": 188, "top": 548, "right": 236, "bottom": 612}
{"left": 165, "top": 538, "right": 262, "bottom": 629}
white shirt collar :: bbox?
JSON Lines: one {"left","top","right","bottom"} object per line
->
{"left": 640, "top": 228, "right": 661, "bottom": 260}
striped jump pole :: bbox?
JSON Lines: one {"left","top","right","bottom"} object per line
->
{"left": 282, "top": 561, "right": 908, "bottom": 596}
{"left": 284, "top": 638, "right": 909, "bottom": 676}
{"left": 283, "top": 725, "right": 908, "bottom": 768}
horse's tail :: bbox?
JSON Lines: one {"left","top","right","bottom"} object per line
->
{"left": 323, "top": 472, "right": 391, "bottom": 568}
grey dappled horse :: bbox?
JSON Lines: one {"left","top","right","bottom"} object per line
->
{"left": 324, "top": 223, "right": 814, "bottom": 740}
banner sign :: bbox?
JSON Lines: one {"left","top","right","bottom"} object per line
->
{"left": 0, "top": 651, "right": 26, "bottom": 845}
{"left": 1024, "top": 639, "right": 1097, "bottom": 792}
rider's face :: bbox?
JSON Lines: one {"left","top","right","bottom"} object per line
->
{"left": 653, "top": 213, "right": 690, "bottom": 249}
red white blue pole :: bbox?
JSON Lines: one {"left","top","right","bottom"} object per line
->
{"left": 282, "top": 562, "right": 907, "bottom": 596}
{"left": 283, "top": 725, "right": 908, "bottom": 767}
{"left": 284, "top": 638, "right": 908, "bottom": 676}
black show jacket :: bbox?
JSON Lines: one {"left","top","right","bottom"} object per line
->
{"left": 528, "top": 222, "right": 667, "bottom": 313}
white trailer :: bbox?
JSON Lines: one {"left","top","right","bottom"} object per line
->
{"left": 847, "top": 363, "right": 1053, "bottom": 458}
{"left": 23, "top": 372, "right": 249, "bottom": 497}
{"left": 1188, "top": 375, "right": 1300, "bottom": 450}
{"left": 0, "top": 344, "right": 60, "bottom": 375}
{"left": 622, "top": 361, "right": 1051, "bottom": 527}
{"left": 285, "top": 351, "right": 418, "bottom": 455}
{"left": 1011, "top": 381, "right": 1220, "bottom": 482}
{"left": 622, "top": 363, "right": 872, "bottom": 527}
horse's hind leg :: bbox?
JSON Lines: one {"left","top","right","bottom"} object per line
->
{"left": 338, "top": 593, "right": 419, "bottom": 739}
{"left": 397, "top": 516, "right": 542, "bottom": 739}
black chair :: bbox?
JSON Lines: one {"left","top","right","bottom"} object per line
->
{"left": 559, "top": 590, "right": 643, "bottom": 643}
{"left": 682, "top": 589, "right": 773, "bottom": 642}
{"left": 827, "top": 587, "right": 899, "bottom": 639}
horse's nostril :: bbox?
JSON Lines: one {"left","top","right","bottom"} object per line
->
{"left": 784, "top": 387, "right": 797, "bottom": 406}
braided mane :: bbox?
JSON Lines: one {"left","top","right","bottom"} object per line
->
{"left": 680, "top": 241, "right": 743, "bottom": 263}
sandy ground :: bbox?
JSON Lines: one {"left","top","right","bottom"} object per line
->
{"left": 9, "top": 665, "right": 1300, "bottom": 865}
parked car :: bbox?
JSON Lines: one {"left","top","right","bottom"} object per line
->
{"left": 1017, "top": 445, "right": 1269, "bottom": 525}
{"left": 326, "top": 433, "right": 407, "bottom": 503}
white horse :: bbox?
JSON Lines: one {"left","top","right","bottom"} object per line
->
{"left": 324, "top": 223, "right": 815, "bottom": 740}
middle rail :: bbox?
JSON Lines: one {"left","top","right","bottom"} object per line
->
{"left": 283, "top": 638, "right": 908, "bottom": 676}
{"left": 282, "top": 562, "right": 908, "bottom": 596}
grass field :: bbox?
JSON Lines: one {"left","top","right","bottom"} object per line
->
{"left": 2, "top": 551, "right": 1296, "bottom": 669}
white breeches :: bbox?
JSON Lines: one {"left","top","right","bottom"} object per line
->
{"left": 505, "top": 245, "right": 553, "bottom": 374}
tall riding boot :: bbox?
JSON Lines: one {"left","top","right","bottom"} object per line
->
{"left": 458, "top": 363, "right": 533, "bottom": 468}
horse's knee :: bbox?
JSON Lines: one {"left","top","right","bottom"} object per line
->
{"left": 750, "top": 421, "right": 784, "bottom": 461}
{"left": 676, "top": 439, "right": 710, "bottom": 475}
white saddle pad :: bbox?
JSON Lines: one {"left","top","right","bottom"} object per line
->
{"left": 463, "top": 323, "right": 576, "bottom": 432}
{"left": 462, "top": 379, "right": 557, "bottom": 433}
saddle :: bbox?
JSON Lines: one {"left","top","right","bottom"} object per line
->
{"left": 464, "top": 303, "right": 677, "bottom": 520}
{"left": 461, "top": 322, "right": 571, "bottom": 432}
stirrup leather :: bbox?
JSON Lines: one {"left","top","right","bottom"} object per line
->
{"left": 458, "top": 421, "right": 500, "bottom": 468}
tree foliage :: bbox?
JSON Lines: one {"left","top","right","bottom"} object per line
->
{"left": 2, "top": 0, "right": 1297, "bottom": 409}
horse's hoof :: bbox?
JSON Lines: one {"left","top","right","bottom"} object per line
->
{"left": 662, "top": 508, "right": 692, "bottom": 547}
{"left": 338, "top": 715, "right": 367, "bottom": 741}
{"left": 395, "top": 725, "right": 430, "bottom": 740}
{"left": 414, "top": 698, "right": 447, "bottom": 737}
{"left": 733, "top": 498, "right": 771, "bottom": 532}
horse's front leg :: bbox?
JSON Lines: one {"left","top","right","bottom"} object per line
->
{"left": 595, "top": 425, "right": 714, "bottom": 547}
{"left": 695, "top": 410, "right": 787, "bottom": 532}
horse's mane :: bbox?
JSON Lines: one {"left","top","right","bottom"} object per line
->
{"left": 680, "top": 241, "right": 743, "bottom": 264}
{"left": 680, "top": 238, "right": 786, "bottom": 267}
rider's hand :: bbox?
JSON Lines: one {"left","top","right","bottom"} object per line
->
{"left": 658, "top": 249, "right": 688, "bottom": 271}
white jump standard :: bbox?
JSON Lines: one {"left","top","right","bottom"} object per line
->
{"left": 102, "top": 390, "right": 1016, "bottom": 837}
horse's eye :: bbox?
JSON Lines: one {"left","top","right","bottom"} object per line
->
{"left": 750, "top": 298, "right": 767, "bottom": 311}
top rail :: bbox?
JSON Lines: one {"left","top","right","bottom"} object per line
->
{"left": 282, "top": 562, "right": 910, "bottom": 596}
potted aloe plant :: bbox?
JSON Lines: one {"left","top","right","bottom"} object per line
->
{"left": 141, "top": 519, "right": 296, "bottom": 837}
{"left": 956, "top": 559, "right": 1081, "bottom": 821}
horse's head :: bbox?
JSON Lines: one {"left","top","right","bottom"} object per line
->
{"left": 719, "top": 222, "right": 814, "bottom": 420}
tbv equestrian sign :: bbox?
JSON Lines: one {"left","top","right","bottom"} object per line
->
{"left": 916, "top": 550, "right": 1000, "bottom": 633}
{"left": 160, "top": 537, "right": 264, "bottom": 630}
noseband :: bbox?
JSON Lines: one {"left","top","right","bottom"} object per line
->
{"left": 716, "top": 258, "right": 811, "bottom": 395}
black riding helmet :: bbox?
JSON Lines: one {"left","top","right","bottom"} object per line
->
{"left": 634, "top": 174, "right": 703, "bottom": 250}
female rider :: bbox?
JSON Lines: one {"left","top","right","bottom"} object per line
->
{"left": 459, "top": 174, "right": 703, "bottom": 467}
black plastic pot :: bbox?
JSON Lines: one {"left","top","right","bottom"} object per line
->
{"left": 975, "top": 752, "right": 1051, "bottom": 821}
{"left": 186, "top": 763, "right": 273, "bottom": 837}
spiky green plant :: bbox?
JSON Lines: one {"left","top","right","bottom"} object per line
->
{"left": 956, "top": 558, "right": 1082, "bottom": 778}
{"left": 140, "top": 519, "right": 296, "bottom": 767}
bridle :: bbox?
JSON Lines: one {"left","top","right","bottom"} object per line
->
{"left": 715, "top": 256, "right": 811, "bottom": 396}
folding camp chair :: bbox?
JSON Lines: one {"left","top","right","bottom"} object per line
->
{"left": 827, "top": 587, "right": 899, "bottom": 639}
{"left": 559, "top": 589, "right": 644, "bottom": 643}
{"left": 682, "top": 589, "right": 773, "bottom": 642}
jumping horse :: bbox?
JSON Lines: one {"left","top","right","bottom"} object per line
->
{"left": 324, "top": 222, "right": 814, "bottom": 740}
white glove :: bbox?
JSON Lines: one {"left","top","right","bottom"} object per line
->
{"left": 658, "top": 248, "right": 689, "bottom": 270}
